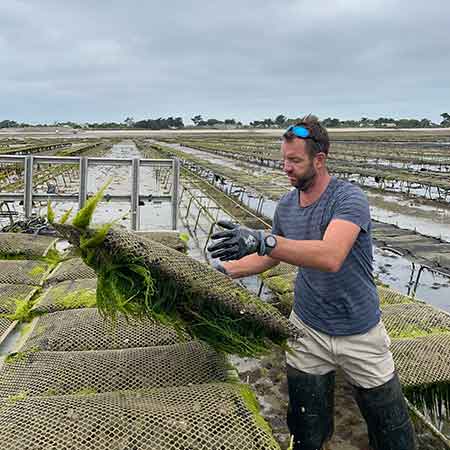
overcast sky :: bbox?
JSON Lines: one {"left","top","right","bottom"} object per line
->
{"left": 1, "top": 0, "right": 449, "bottom": 124}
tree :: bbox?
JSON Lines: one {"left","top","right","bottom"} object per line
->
{"left": 0, "top": 120, "right": 19, "bottom": 128}
{"left": 124, "top": 117, "right": 135, "bottom": 127}
{"left": 322, "top": 117, "right": 340, "bottom": 127}
{"left": 191, "top": 115, "right": 203, "bottom": 126}
{"left": 441, "top": 113, "right": 450, "bottom": 127}
{"left": 275, "top": 114, "right": 287, "bottom": 127}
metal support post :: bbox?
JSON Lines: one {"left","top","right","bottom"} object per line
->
{"left": 24, "top": 156, "right": 33, "bottom": 218}
{"left": 131, "top": 158, "right": 140, "bottom": 231}
{"left": 172, "top": 158, "right": 180, "bottom": 230}
{"left": 78, "top": 157, "right": 89, "bottom": 210}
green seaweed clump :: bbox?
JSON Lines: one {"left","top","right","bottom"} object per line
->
{"left": 55, "top": 288, "right": 97, "bottom": 309}
{"left": 0, "top": 299, "right": 37, "bottom": 323}
{"left": 50, "top": 182, "right": 294, "bottom": 357}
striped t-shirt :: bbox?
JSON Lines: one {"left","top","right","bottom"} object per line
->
{"left": 272, "top": 176, "right": 380, "bottom": 336}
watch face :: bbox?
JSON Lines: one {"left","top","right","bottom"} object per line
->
{"left": 266, "top": 235, "right": 277, "bottom": 248}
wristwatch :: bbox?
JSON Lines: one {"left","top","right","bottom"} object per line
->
{"left": 263, "top": 234, "right": 277, "bottom": 255}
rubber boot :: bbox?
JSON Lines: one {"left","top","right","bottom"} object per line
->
{"left": 286, "top": 364, "right": 335, "bottom": 450}
{"left": 352, "top": 373, "right": 417, "bottom": 450}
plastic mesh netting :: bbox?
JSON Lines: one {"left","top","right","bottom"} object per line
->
{"left": 392, "top": 334, "right": 450, "bottom": 388}
{"left": 0, "top": 260, "right": 48, "bottom": 285}
{"left": 392, "top": 334, "right": 450, "bottom": 416}
{"left": 0, "top": 233, "right": 57, "bottom": 259}
{"left": 382, "top": 303, "right": 450, "bottom": 338}
{"left": 0, "top": 284, "right": 38, "bottom": 313}
{"left": 34, "top": 278, "right": 97, "bottom": 313}
{"left": 378, "top": 286, "right": 416, "bottom": 305}
{"left": 0, "top": 317, "right": 12, "bottom": 339}
{"left": 260, "top": 263, "right": 297, "bottom": 280}
{"left": 263, "top": 273, "right": 296, "bottom": 295}
{"left": 53, "top": 224, "right": 296, "bottom": 355}
{"left": 22, "top": 308, "right": 187, "bottom": 351}
{"left": 0, "top": 342, "right": 228, "bottom": 397}
{"left": 136, "top": 231, "right": 188, "bottom": 253}
{"left": 0, "top": 382, "right": 280, "bottom": 450}
{"left": 46, "top": 258, "right": 97, "bottom": 284}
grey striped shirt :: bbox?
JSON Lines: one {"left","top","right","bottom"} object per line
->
{"left": 272, "top": 177, "right": 380, "bottom": 336}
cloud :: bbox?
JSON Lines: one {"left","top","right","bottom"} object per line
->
{"left": 0, "top": 0, "right": 449, "bottom": 123}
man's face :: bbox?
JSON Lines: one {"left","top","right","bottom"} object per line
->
{"left": 281, "top": 139, "right": 317, "bottom": 191}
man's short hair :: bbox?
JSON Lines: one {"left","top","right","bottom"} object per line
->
{"left": 283, "top": 114, "right": 330, "bottom": 158}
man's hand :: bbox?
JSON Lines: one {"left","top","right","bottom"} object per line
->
{"left": 207, "top": 220, "right": 264, "bottom": 261}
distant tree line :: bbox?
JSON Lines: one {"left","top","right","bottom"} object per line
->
{"left": 245, "top": 113, "right": 450, "bottom": 129}
{"left": 1, "top": 113, "right": 450, "bottom": 129}
{"left": 191, "top": 115, "right": 243, "bottom": 127}
{"left": 0, "top": 117, "right": 185, "bottom": 130}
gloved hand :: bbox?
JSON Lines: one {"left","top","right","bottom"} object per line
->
{"left": 211, "top": 259, "right": 230, "bottom": 276}
{"left": 207, "top": 220, "right": 265, "bottom": 261}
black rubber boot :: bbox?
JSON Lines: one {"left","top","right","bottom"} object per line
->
{"left": 352, "top": 373, "right": 417, "bottom": 450}
{"left": 286, "top": 364, "right": 335, "bottom": 450}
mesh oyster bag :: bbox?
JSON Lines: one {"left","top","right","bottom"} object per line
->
{"left": 382, "top": 302, "right": 450, "bottom": 338}
{"left": 0, "top": 260, "right": 48, "bottom": 285}
{"left": 0, "top": 342, "right": 229, "bottom": 397}
{"left": 45, "top": 257, "right": 97, "bottom": 284}
{"left": 53, "top": 224, "right": 296, "bottom": 356}
{"left": 0, "top": 283, "right": 38, "bottom": 313}
{"left": 136, "top": 231, "right": 188, "bottom": 253}
{"left": 263, "top": 273, "right": 296, "bottom": 296}
{"left": 0, "top": 232, "right": 57, "bottom": 259}
{"left": 21, "top": 307, "right": 186, "bottom": 351}
{"left": 33, "top": 278, "right": 97, "bottom": 313}
{"left": 391, "top": 334, "right": 450, "bottom": 418}
{"left": 378, "top": 285, "right": 416, "bottom": 305}
{"left": 0, "top": 382, "right": 281, "bottom": 450}
{"left": 260, "top": 262, "right": 297, "bottom": 280}
{"left": 0, "top": 317, "right": 12, "bottom": 340}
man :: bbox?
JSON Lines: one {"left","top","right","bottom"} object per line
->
{"left": 208, "top": 116, "right": 416, "bottom": 450}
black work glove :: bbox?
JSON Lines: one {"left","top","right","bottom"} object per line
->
{"left": 207, "top": 220, "right": 265, "bottom": 261}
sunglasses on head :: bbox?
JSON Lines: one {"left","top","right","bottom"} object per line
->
{"left": 284, "top": 125, "right": 323, "bottom": 151}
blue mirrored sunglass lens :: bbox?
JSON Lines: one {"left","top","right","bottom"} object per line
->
{"left": 290, "top": 126, "right": 310, "bottom": 138}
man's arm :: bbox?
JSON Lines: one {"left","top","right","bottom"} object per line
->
{"left": 222, "top": 253, "right": 279, "bottom": 279}
{"left": 269, "top": 219, "right": 360, "bottom": 272}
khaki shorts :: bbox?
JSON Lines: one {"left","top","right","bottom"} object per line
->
{"left": 287, "top": 311, "right": 395, "bottom": 389}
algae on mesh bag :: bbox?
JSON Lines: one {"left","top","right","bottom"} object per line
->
{"left": 48, "top": 184, "right": 296, "bottom": 357}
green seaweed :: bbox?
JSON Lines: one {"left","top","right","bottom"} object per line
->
{"left": 80, "top": 222, "right": 113, "bottom": 249}
{"left": 54, "top": 288, "right": 97, "bottom": 309}
{"left": 0, "top": 299, "right": 36, "bottom": 322}
{"left": 179, "top": 232, "right": 190, "bottom": 243}
{"left": 7, "top": 392, "right": 28, "bottom": 403}
{"left": 29, "top": 264, "right": 47, "bottom": 278}
{"left": 264, "top": 275, "right": 295, "bottom": 295}
{"left": 47, "top": 200, "right": 55, "bottom": 224}
{"left": 73, "top": 387, "right": 98, "bottom": 396}
{"left": 52, "top": 185, "right": 292, "bottom": 356}
{"left": 72, "top": 179, "right": 111, "bottom": 229}
{"left": 4, "top": 347, "right": 38, "bottom": 364}
{"left": 388, "top": 325, "right": 450, "bottom": 339}
{"left": 60, "top": 207, "right": 73, "bottom": 224}
{"left": 238, "top": 384, "right": 279, "bottom": 445}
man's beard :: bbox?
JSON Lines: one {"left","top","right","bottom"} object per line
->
{"left": 294, "top": 165, "right": 317, "bottom": 191}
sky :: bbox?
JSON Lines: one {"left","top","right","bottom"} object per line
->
{"left": 1, "top": 0, "right": 449, "bottom": 125}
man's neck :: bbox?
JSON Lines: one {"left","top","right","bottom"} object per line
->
{"left": 299, "top": 173, "right": 332, "bottom": 207}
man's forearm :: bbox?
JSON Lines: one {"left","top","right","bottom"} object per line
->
{"left": 222, "top": 253, "right": 279, "bottom": 279}
{"left": 269, "top": 236, "right": 339, "bottom": 272}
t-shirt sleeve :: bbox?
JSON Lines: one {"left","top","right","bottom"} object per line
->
{"left": 271, "top": 206, "right": 284, "bottom": 236}
{"left": 332, "top": 187, "right": 371, "bottom": 233}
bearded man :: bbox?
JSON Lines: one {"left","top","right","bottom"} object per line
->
{"left": 208, "top": 115, "right": 416, "bottom": 450}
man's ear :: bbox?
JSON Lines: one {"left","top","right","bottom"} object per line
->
{"left": 314, "top": 153, "right": 326, "bottom": 169}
